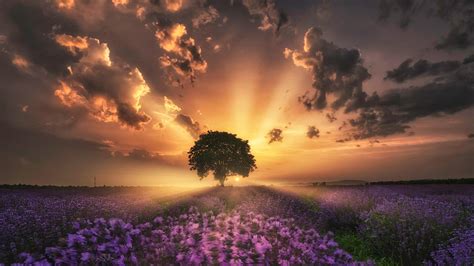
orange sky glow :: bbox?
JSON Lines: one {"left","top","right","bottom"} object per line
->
{"left": 0, "top": 0, "right": 473, "bottom": 186}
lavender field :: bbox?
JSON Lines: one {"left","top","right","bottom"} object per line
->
{"left": 1, "top": 185, "right": 473, "bottom": 265}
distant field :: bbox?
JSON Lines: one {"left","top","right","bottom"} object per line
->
{"left": 1, "top": 185, "right": 473, "bottom": 265}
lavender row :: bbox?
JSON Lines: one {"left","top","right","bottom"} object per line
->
{"left": 17, "top": 207, "right": 369, "bottom": 265}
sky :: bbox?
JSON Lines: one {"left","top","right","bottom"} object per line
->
{"left": 0, "top": 0, "right": 473, "bottom": 186}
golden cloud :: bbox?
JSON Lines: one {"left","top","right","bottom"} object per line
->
{"left": 155, "top": 23, "right": 207, "bottom": 82}
{"left": 56, "top": 0, "right": 75, "bottom": 10}
{"left": 11, "top": 54, "right": 31, "bottom": 72}
{"left": 112, "top": 0, "right": 129, "bottom": 7}
{"left": 54, "top": 34, "right": 151, "bottom": 129}
{"left": 55, "top": 34, "right": 111, "bottom": 66}
{"left": 163, "top": 0, "right": 183, "bottom": 12}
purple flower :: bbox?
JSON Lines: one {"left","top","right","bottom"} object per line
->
{"left": 80, "top": 252, "right": 91, "bottom": 262}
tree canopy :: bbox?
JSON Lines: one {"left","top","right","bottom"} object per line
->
{"left": 188, "top": 131, "right": 256, "bottom": 186}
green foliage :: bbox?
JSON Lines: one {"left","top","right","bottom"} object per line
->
{"left": 188, "top": 131, "right": 256, "bottom": 186}
{"left": 335, "top": 232, "right": 399, "bottom": 266}
{"left": 301, "top": 195, "right": 320, "bottom": 213}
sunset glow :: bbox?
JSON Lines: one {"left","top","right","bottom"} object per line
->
{"left": 0, "top": 0, "right": 473, "bottom": 186}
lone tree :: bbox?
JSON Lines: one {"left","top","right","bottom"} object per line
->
{"left": 188, "top": 131, "right": 256, "bottom": 187}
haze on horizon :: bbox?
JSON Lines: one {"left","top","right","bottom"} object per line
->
{"left": 0, "top": 0, "right": 473, "bottom": 186}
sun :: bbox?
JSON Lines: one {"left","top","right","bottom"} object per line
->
{"left": 234, "top": 177, "right": 240, "bottom": 182}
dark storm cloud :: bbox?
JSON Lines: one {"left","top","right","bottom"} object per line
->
{"left": 116, "top": 103, "right": 151, "bottom": 130}
{"left": 306, "top": 126, "right": 320, "bottom": 139}
{"left": 1, "top": 1, "right": 81, "bottom": 76}
{"left": 267, "top": 128, "right": 283, "bottom": 144}
{"left": 436, "top": 25, "right": 473, "bottom": 50}
{"left": 348, "top": 107, "right": 410, "bottom": 139}
{"left": 285, "top": 27, "right": 371, "bottom": 111}
{"left": 240, "top": 0, "right": 289, "bottom": 35}
{"left": 174, "top": 113, "right": 202, "bottom": 139}
{"left": 377, "top": 0, "right": 474, "bottom": 50}
{"left": 348, "top": 63, "right": 474, "bottom": 139}
{"left": 463, "top": 54, "right": 474, "bottom": 65}
{"left": 287, "top": 23, "right": 474, "bottom": 140}
{"left": 377, "top": 0, "right": 424, "bottom": 29}
{"left": 384, "top": 58, "right": 462, "bottom": 83}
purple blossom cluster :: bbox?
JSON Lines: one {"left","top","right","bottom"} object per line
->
{"left": 1, "top": 185, "right": 473, "bottom": 265}
{"left": 17, "top": 207, "right": 367, "bottom": 265}
{"left": 359, "top": 193, "right": 468, "bottom": 263}
{"left": 425, "top": 227, "right": 474, "bottom": 265}
{"left": 0, "top": 187, "right": 182, "bottom": 263}
{"left": 425, "top": 215, "right": 474, "bottom": 265}
{"left": 283, "top": 185, "right": 474, "bottom": 263}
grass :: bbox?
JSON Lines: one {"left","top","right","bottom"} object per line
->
{"left": 335, "top": 231, "right": 399, "bottom": 266}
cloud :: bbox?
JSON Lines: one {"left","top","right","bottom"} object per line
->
{"left": 335, "top": 137, "right": 351, "bottom": 143}
{"left": 0, "top": 35, "right": 7, "bottom": 44}
{"left": 163, "top": 0, "right": 183, "bottom": 13}
{"left": 377, "top": 0, "right": 474, "bottom": 50}
{"left": 0, "top": 121, "right": 109, "bottom": 169}
{"left": 241, "top": 0, "right": 289, "bottom": 35}
{"left": 348, "top": 63, "right": 474, "bottom": 139}
{"left": 124, "top": 149, "right": 160, "bottom": 161}
{"left": 3, "top": 2, "right": 81, "bottom": 76}
{"left": 101, "top": 141, "right": 185, "bottom": 166}
{"left": 54, "top": 34, "right": 151, "bottom": 129}
{"left": 326, "top": 112, "right": 337, "bottom": 123}
{"left": 156, "top": 97, "right": 206, "bottom": 139}
{"left": 55, "top": 34, "right": 111, "bottom": 66}
{"left": 152, "top": 19, "right": 207, "bottom": 84}
{"left": 348, "top": 107, "right": 410, "bottom": 139}
{"left": 109, "top": 2, "right": 208, "bottom": 84}
{"left": 192, "top": 5, "right": 220, "bottom": 28}
{"left": 152, "top": 96, "right": 184, "bottom": 130}
{"left": 285, "top": 27, "right": 371, "bottom": 111}
{"left": 385, "top": 58, "right": 462, "bottom": 83}
{"left": 111, "top": 0, "right": 212, "bottom": 87}
{"left": 306, "top": 126, "right": 320, "bottom": 139}
{"left": 0, "top": 121, "right": 186, "bottom": 182}
{"left": 113, "top": 148, "right": 186, "bottom": 166}
{"left": 55, "top": 0, "right": 75, "bottom": 10}
{"left": 174, "top": 113, "right": 202, "bottom": 139}
{"left": 11, "top": 54, "right": 32, "bottom": 72}
{"left": 463, "top": 54, "right": 474, "bottom": 65}
{"left": 267, "top": 128, "right": 283, "bottom": 144}
{"left": 436, "top": 25, "right": 473, "bottom": 50}
{"left": 111, "top": 0, "right": 184, "bottom": 20}
{"left": 111, "top": 0, "right": 129, "bottom": 7}
{"left": 377, "top": 0, "right": 424, "bottom": 29}
{"left": 164, "top": 96, "right": 182, "bottom": 114}
{"left": 287, "top": 26, "right": 474, "bottom": 140}
{"left": 1, "top": 2, "right": 155, "bottom": 130}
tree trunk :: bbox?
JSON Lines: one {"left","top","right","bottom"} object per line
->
{"left": 214, "top": 171, "right": 226, "bottom": 187}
